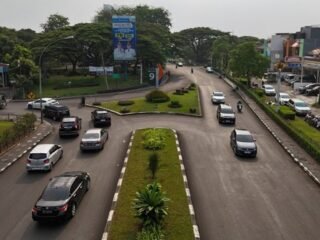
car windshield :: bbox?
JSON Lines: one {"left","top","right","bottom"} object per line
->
{"left": 214, "top": 93, "right": 224, "bottom": 96}
{"left": 265, "top": 86, "right": 273, "bottom": 89}
{"left": 84, "top": 133, "right": 100, "bottom": 139}
{"left": 29, "top": 153, "right": 46, "bottom": 159}
{"left": 295, "top": 102, "right": 307, "bottom": 107}
{"left": 62, "top": 122, "right": 75, "bottom": 127}
{"left": 221, "top": 108, "right": 233, "bottom": 114}
{"left": 236, "top": 134, "right": 254, "bottom": 142}
{"left": 96, "top": 113, "right": 108, "bottom": 118}
{"left": 280, "top": 94, "right": 289, "bottom": 98}
{"left": 41, "top": 187, "right": 69, "bottom": 201}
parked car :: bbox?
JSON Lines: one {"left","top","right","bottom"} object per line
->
{"left": 43, "top": 104, "right": 70, "bottom": 121}
{"left": 27, "top": 98, "right": 59, "bottom": 110}
{"left": 288, "top": 98, "right": 311, "bottom": 116}
{"left": 263, "top": 85, "right": 276, "bottom": 96}
{"left": 59, "top": 116, "right": 82, "bottom": 137}
{"left": 206, "top": 67, "right": 214, "bottom": 73}
{"left": 91, "top": 110, "right": 111, "bottom": 127}
{"left": 298, "top": 83, "right": 320, "bottom": 94}
{"left": 230, "top": 129, "right": 257, "bottom": 157}
{"left": 284, "top": 74, "right": 296, "bottom": 84}
{"left": 217, "top": 104, "right": 236, "bottom": 124}
{"left": 26, "top": 144, "right": 63, "bottom": 172}
{"left": 211, "top": 91, "right": 225, "bottom": 104}
{"left": 305, "top": 86, "right": 320, "bottom": 96}
{"left": 32, "top": 171, "right": 90, "bottom": 222}
{"left": 275, "top": 92, "right": 290, "bottom": 105}
{"left": 80, "top": 128, "right": 109, "bottom": 151}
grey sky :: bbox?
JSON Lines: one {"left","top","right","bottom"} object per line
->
{"left": 1, "top": 0, "right": 320, "bottom": 38}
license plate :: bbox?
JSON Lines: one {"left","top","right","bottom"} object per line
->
{"left": 100, "top": 119, "right": 106, "bottom": 122}
{"left": 244, "top": 151, "right": 251, "bottom": 154}
{"left": 42, "top": 210, "right": 52, "bottom": 214}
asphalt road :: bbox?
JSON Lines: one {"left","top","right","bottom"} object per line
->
{"left": 1, "top": 66, "right": 320, "bottom": 240}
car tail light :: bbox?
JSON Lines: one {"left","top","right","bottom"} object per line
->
{"left": 27, "top": 159, "right": 31, "bottom": 164}
{"left": 75, "top": 124, "right": 78, "bottom": 129}
{"left": 32, "top": 207, "right": 38, "bottom": 213}
{"left": 43, "top": 159, "right": 49, "bottom": 164}
{"left": 58, "top": 203, "right": 68, "bottom": 212}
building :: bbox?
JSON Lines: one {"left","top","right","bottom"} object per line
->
{"left": 0, "top": 63, "right": 9, "bottom": 87}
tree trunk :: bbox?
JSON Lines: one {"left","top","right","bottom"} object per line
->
{"left": 71, "top": 61, "right": 77, "bottom": 73}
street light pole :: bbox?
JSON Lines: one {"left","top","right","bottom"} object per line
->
{"left": 38, "top": 35, "right": 74, "bottom": 123}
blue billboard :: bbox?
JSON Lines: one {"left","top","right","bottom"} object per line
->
{"left": 112, "top": 16, "right": 136, "bottom": 61}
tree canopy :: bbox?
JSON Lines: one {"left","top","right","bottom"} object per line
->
{"left": 40, "top": 14, "right": 70, "bottom": 32}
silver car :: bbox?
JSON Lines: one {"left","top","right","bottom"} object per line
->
{"left": 211, "top": 91, "right": 225, "bottom": 104}
{"left": 80, "top": 128, "right": 109, "bottom": 151}
{"left": 26, "top": 144, "right": 63, "bottom": 172}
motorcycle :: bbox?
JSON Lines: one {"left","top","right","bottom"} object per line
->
{"left": 237, "top": 102, "right": 243, "bottom": 113}
{"left": 191, "top": 68, "right": 194, "bottom": 74}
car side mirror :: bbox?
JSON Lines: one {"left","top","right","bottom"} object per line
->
{"left": 253, "top": 138, "right": 256, "bottom": 142}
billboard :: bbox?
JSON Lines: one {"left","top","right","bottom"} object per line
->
{"left": 112, "top": 16, "right": 136, "bottom": 61}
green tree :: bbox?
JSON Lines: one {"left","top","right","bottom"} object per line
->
{"left": 132, "top": 182, "right": 169, "bottom": 228}
{"left": 229, "top": 42, "right": 270, "bottom": 86}
{"left": 212, "top": 36, "right": 233, "bottom": 71}
{"left": 176, "top": 27, "right": 226, "bottom": 64}
{"left": 40, "top": 14, "right": 69, "bottom": 32}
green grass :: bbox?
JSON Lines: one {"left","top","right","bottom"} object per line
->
{"left": 0, "top": 121, "right": 14, "bottom": 137}
{"left": 31, "top": 75, "right": 143, "bottom": 98}
{"left": 108, "top": 129, "right": 194, "bottom": 240}
{"left": 101, "top": 88, "right": 200, "bottom": 115}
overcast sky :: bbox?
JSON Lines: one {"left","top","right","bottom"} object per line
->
{"left": 1, "top": 0, "right": 320, "bottom": 38}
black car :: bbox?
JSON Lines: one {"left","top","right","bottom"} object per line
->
{"left": 217, "top": 104, "right": 236, "bottom": 124}
{"left": 59, "top": 116, "right": 82, "bottom": 137}
{"left": 305, "top": 86, "right": 320, "bottom": 96}
{"left": 91, "top": 110, "right": 111, "bottom": 127}
{"left": 43, "top": 104, "right": 70, "bottom": 121}
{"left": 230, "top": 129, "right": 257, "bottom": 157}
{"left": 32, "top": 171, "right": 90, "bottom": 222}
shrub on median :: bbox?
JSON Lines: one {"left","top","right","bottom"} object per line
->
{"left": 142, "top": 129, "right": 166, "bottom": 150}
{"left": 145, "top": 90, "right": 170, "bottom": 103}
{"left": 279, "top": 106, "right": 295, "bottom": 120}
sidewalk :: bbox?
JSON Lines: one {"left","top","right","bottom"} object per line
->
{"left": 223, "top": 77, "right": 320, "bottom": 185}
{"left": 0, "top": 121, "right": 52, "bottom": 173}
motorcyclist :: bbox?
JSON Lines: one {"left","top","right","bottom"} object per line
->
{"left": 191, "top": 68, "right": 194, "bottom": 74}
{"left": 237, "top": 100, "right": 243, "bottom": 112}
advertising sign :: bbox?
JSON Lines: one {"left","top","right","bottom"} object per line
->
{"left": 112, "top": 16, "right": 136, "bottom": 61}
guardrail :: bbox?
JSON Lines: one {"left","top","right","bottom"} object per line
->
{"left": 0, "top": 113, "right": 19, "bottom": 121}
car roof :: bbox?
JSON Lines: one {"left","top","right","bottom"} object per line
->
{"left": 279, "top": 92, "right": 289, "bottom": 95}
{"left": 85, "top": 128, "right": 102, "bottom": 134}
{"left": 220, "top": 104, "right": 232, "bottom": 109}
{"left": 48, "top": 175, "right": 77, "bottom": 189}
{"left": 213, "top": 91, "right": 224, "bottom": 94}
{"left": 235, "top": 129, "right": 251, "bottom": 135}
{"left": 62, "top": 117, "right": 77, "bottom": 122}
{"left": 264, "top": 84, "right": 273, "bottom": 87}
{"left": 30, "top": 144, "right": 55, "bottom": 153}
{"left": 47, "top": 104, "right": 67, "bottom": 108}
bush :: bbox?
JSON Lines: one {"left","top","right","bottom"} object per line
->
{"left": 189, "top": 108, "right": 197, "bottom": 113}
{"left": 118, "top": 100, "right": 135, "bottom": 106}
{"left": 145, "top": 90, "right": 170, "bottom": 103}
{"left": 168, "top": 101, "right": 182, "bottom": 108}
{"left": 142, "top": 129, "right": 166, "bottom": 150}
{"left": 254, "top": 89, "right": 264, "bottom": 97}
{"left": 132, "top": 182, "right": 169, "bottom": 229}
{"left": 92, "top": 102, "right": 101, "bottom": 106}
{"left": 174, "top": 89, "right": 184, "bottom": 95}
{"left": 279, "top": 106, "right": 295, "bottom": 120}
{"left": 120, "top": 107, "right": 130, "bottom": 113}
{"left": 149, "top": 153, "right": 159, "bottom": 179}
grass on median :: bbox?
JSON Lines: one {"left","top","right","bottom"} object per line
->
{"left": 101, "top": 87, "right": 200, "bottom": 115}
{"left": 32, "top": 75, "right": 142, "bottom": 98}
{"left": 0, "top": 121, "right": 14, "bottom": 137}
{"left": 108, "top": 129, "right": 194, "bottom": 240}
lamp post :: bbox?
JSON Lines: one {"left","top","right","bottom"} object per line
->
{"left": 39, "top": 35, "right": 74, "bottom": 123}
{"left": 275, "top": 61, "right": 284, "bottom": 112}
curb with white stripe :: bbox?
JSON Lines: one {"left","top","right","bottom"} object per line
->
{"left": 101, "top": 131, "right": 135, "bottom": 240}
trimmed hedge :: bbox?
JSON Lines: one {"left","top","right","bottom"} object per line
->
{"left": 168, "top": 101, "right": 182, "bottom": 108}
{"left": 118, "top": 100, "right": 135, "bottom": 106}
{"left": 145, "top": 90, "right": 170, "bottom": 103}
{"left": 279, "top": 106, "right": 295, "bottom": 120}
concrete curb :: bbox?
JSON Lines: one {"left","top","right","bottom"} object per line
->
{"left": 172, "top": 129, "right": 200, "bottom": 240}
{"left": 101, "top": 131, "right": 135, "bottom": 240}
{"left": 220, "top": 74, "right": 320, "bottom": 187}
{"left": 0, "top": 121, "right": 53, "bottom": 174}
{"left": 101, "top": 128, "right": 200, "bottom": 240}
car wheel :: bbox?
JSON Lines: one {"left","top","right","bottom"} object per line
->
{"left": 60, "top": 151, "right": 63, "bottom": 159}
{"left": 49, "top": 163, "right": 53, "bottom": 171}
{"left": 233, "top": 146, "right": 237, "bottom": 155}
{"left": 86, "top": 180, "right": 90, "bottom": 192}
{"left": 28, "top": 104, "right": 32, "bottom": 109}
{"left": 53, "top": 115, "right": 57, "bottom": 121}
{"left": 70, "top": 203, "right": 76, "bottom": 218}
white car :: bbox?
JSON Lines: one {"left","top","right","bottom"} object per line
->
{"left": 27, "top": 98, "right": 59, "bottom": 109}
{"left": 80, "top": 128, "right": 109, "bottom": 151}
{"left": 206, "top": 67, "right": 214, "bottom": 73}
{"left": 26, "top": 144, "right": 63, "bottom": 172}
{"left": 263, "top": 85, "right": 276, "bottom": 96}
{"left": 177, "top": 62, "right": 183, "bottom": 67}
{"left": 211, "top": 91, "right": 225, "bottom": 104}
{"left": 275, "top": 92, "right": 290, "bottom": 105}
{"left": 288, "top": 98, "right": 311, "bottom": 116}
